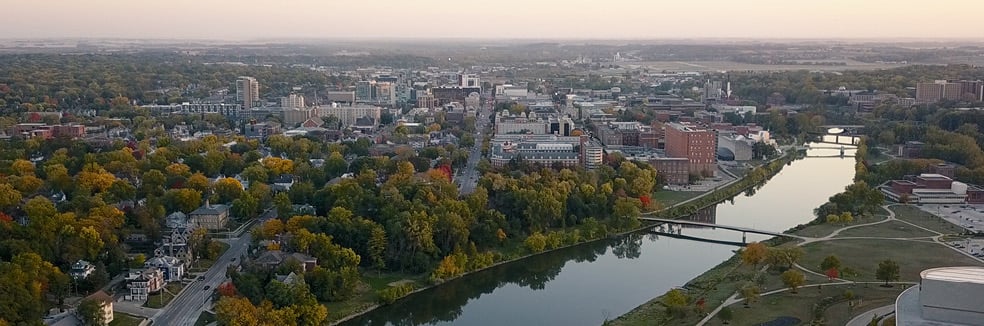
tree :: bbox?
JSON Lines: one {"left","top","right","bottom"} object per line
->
{"left": 741, "top": 242, "right": 768, "bottom": 266}
{"left": 0, "top": 183, "right": 21, "bottom": 210}
{"left": 820, "top": 255, "right": 841, "bottom": 272}
{"left": 825, "top": 214, "right": 840, "bottom": 224}
{"left": 740, "top": 283, "right": 760, "bottom": 307}
{"left": 165, "top": 188, "right": 203, "bottom": 213}
{"left": 661, "top": 288, "right": 690, "bottom": 317}
{"left": 274, "top": 192, "right": 292, "bottom": 218}
{"left": 324, "top": 151, "right": 348, "bottom": 179}
{"left": 766, "top": 246, "right": 804, "bottom": 270}
{"left": 876, "top": 260, "right": 900, "bottom": 286}
{"left": 260, "top": 219, "right": 285, "bottom": 240}
{"left": 77, "top": 298, "right": 108, "bottom": 326}
{"left": 524, "top": 232, "right": 547, "bottom": 253}
{"left": 718, "top": 307, "right": 733, "bottom": 324}
{"left": 839, "top": 211, "right": 854, "bottom": 225}
{"left": 214, "top": 177, "right": 244, "bottom": 203}
{"left": 781, "top": 269, "right": 805, "bottom": 293}
{"left": 214, "top": 296, "right": 260, "bottom": 326}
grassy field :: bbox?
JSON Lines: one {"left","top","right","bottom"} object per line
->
{"left": 702, "top": 284, "right": 905, "bottom": 326}
{"left": 791, "top": 214, "right": 887, "bottom": 238}
{"left": 144, "top": 283, "right": 185, "bottom": 309}
{"left": 109, "top": 313, "right": 144, "bottom": 326}
{"left": 325, "top": 273, "right": 426, "bottom": 323}
{"left": 799, "top": 239, "right": 981, "bottom": 281}
{"left": 892, "top": 205, "right": 966, "bottom": 234}
{"left": 835, "top": 220, "right": 938, "bottom": 239}
{"left": 194, "top": 311, "right": 216, "bottom": 326}
{"left": 651, "top": 190, "right": 704, "bottom": 208}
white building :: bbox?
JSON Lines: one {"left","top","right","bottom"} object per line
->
{"left": 315, "top": 104, "right": 382, "bottom": 128}
{"left": 145, "top": 256, "right": 185, "bottom": 282}
{"left": 69, "top": 260, "right": 95, "bottom": 280}
{"left": 236, "top": 76, "right": 260, "bottom": 109}
{"left": 281, "top": 94, "right": 305, "bottom": 108}
{"left": 896, "top": 266, "right": 984, "bottom": 325}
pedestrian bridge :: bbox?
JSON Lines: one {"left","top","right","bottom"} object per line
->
{"left": 638, "top": 217, "right": 809, "bottom": 242}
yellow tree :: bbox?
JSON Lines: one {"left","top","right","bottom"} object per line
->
{"left": 741, "top": 242, "right": 768, "bottom": 266}
{"left": 214, "top": 297, "right": 260, "bottom": 326}
{"left": 186, "top": 173, "right": 211, "bottom": 194}
{"left": 10, "top": 159, "right": 35, "bottom": 176}
{"left": 76, "top": 164, "right": 116, "bottom": 193}
{"left": 0, "top": 183, "right": 22, "bottom": 210}
{"left": 44, "top": 165, "right": 72, "bottom": 192}
{"left": 263, "top": 157, "right": 294, "bottom": 176}
{"left": 261, "top": 219, "right": 285, "bottom": 239}
{"left": 213, "top": 178, "right": 244, "bottom": 203}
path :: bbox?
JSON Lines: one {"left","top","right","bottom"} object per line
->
{"left": 696, "top": 204, "right": 982, "bottom": 325}
{"left": 845, "top": 304, "right": 895, "bottom": 326}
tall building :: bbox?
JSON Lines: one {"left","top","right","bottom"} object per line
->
{"left": 459, "top": 74, "right": 480, "bottom": 89}
{"left": 375, "top": 82, "right": 396, "bottom": 105}
{"left": 355, "top": 81, "right": 376, "bottom": 103}
{"left": 665, "top": 122, "right": 717, "bottom": 176}
{"left": 314, "top": 104, "right": 382, "bottom": 128}
{"left": 916, "top": 80, "right": 984, "bottom": 103}
{"left": 281, "top": 94, "right": 305, "bottom": 108}
{"left": 236, "top": 77, "right": 260, "bottom": 109}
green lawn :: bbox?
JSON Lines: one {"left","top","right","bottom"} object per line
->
{"left": 144, "top": 283, "right": 185, "bottom": 309}
{"left": 109, "top": 313, "right": 144, "bottom": 326}
{"left": 799, "top": 239, "right": 982, "bottom": 281}
{"left": 891, "top": 205, "right": 966, "bottom": 235}
{"left": 702, "top": 284, "right": 905, "bottom": 326}
{"left": 194, "top": 311, "right": 216, "bottom": 326}
{"left": 791, "top": 214, "right": 888, "bottom": 238}
{"left": 651, "top": 191, "right": 704, "bottom": 208}
{"left": 835, "top": 220, "right": 938, "bottom": 239}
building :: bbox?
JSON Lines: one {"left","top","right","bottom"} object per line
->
{"left": 580, "top": 135, "right": 604, "bottom": 169}
{"left": 879, "top": 173, "right": 984, "bottom": 204}
{"left": 458, "top": 74, "right": 480, "bottom": 88}
{"left": 416, "top": 94, "right": 438, "bottom": 108}
{"left": 282, "top": 107, "right": 313, "bottom": 127}
{"left": 144, "top": 256, "right": 184, "bottom": 282}
{"left": 717, "top": 131, "right": 755, "bottom": 161}
{"left": 125, "top": 268, "right": 164, "bottom": 301}
{"left": 665, "top": 122, "right": 717, "bottom": 176}
{"left": 314, "top": 104, "right": 382, "bottom": 128}
{"left": 69, "top": 260, "right": 96, "bottom": 280}
{"left": 281, "top": 94, "right": 305, "bottom": 108}
{"left": 244, "top": 122, "right": 281, "bottom": 140}
{"left": 188, "top": 202, "right": 230, "bottom": 230}
{"left": 494, "top": 111, "right": 574, "bottom": 136}
{"left": 236, "top": 76, "right": 260, "bottom": 109}
{"left": 326, "top": 91, "right": 356, "bottom": 104}
{"left": 356, "top": 81, "right": 375, "bottom": 103}
{"left": 80, "top": 291, "right": 114, "bottom": 325}
{"left": 896, "top": 267, "right": 984, "bottom": 325}
{"left": 899, "top": 141, "right": 925, "bottom": 158}
{"left": 375, "top": 82, "right": 396, "bottom": 105}
{"left": 432, "top": 86, "right": 481, "bottom": 105}
{"left": 143, "top": 102, "right": 244, "bottom": 117}
{"left": 916, "top": 80, "right": 984, "bottom": 103}
{"left": 607, "top": 146, "right": 690, "bottom": 185}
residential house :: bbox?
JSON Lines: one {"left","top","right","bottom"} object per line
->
{"left": 145, "top": 256, "right": 185, "bottom": 282}
{"left": 80, "top": 291, "right": 114, "bottom": 325}
{"left": 69, "top": 260, "right": 96, "bottom": 280}
{"left": 125, "top": 268, "right": 164, "bottom": 301}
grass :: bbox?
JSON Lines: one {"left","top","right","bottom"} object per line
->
{"left": 324, "top": 273, "right": 427, "bottom": 323}
{"left": 109, "top": 313, "right": 144, "bottom": 326}
{"left": 651, "top": 190, "right": 704, "bottom": 208}
{"left": 144, "top": 283, "right": 185, "bottom": 309}
{"left": 799, "top": 239, "right": 982, "bottom": 282}
{"left": 702, "top": 284, "right": 905, "bottom": 326}
{"left": 189, "top": 242, "right": 230, "bottom": 272}
{"left": 892, "top": 205, "right": 967, "bottom": 235}
{"left": 193, "top": 311, "right": 216, "bottom": 326}
{"left": 791, "top": 214, "right": 888, "bottom": 238}
{"left": 835, "top": 220, "right": 938, "bottom": 239}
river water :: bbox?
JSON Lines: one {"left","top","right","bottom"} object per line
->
{"left": 344, "top": 140, "right": 857, "bottom": 326}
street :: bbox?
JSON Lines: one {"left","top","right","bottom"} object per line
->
{"left": 456, "top": 104, "right": 489, "bottom": 195}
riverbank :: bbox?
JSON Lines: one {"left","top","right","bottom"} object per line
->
{"left": 330, "top": 152, "right": 802, "bottom": 325}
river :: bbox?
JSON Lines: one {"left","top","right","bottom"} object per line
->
{"left": 343, "top": 139, "right": 857, "bottom": 326}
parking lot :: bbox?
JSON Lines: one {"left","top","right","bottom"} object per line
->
{"left": 917, "top": 204, "right": 984, "bottom": 232}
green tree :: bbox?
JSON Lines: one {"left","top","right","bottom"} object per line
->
{"left": 766, "top": 246, "right": 804, "bottom": 270}
{"left": 661, "top": 288, "right": 690, "bottom": 317}
{"left": 324, "top": 151, "right": 348, "bottom": 179}
{"left": 165, "top": 188, "right": 203, "bottom": 213}
{"left": 77, "top": 297, "right": 108, "bottom": 326}
{"left": 820, "top": 255, "right": 841, "bottom": 272}
{"left": 876, "top": 260, "right": 901, "bottom": 286}
{"left": 273, "top": 192, "right": 292, "bottom": 218}
{"left": 0, "top": 183, "right": 21, "bottom": 210}
{"left": 718, "top": 307, "right": 733, "bottom": 324}
{"left": 781, "top": 269, "right": 805, "bottom": 293}
{"left": 213, "top": 178, "right": 244, "bottom": 203}
{"left": 740, "top": 283, "right": 761, "bottom": 307}
{"left": 524, "top": 232, "right": 547, "bottom": 253}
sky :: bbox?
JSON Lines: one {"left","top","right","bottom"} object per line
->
{"left": 6, "top": 0, "right": 984, "bottom": 40}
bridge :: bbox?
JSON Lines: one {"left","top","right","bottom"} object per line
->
{"left": 646, "top": 230, "right": 749, "bottom": 247}
{"left": 639, "top": 217, "right": 808, "bottom": 243}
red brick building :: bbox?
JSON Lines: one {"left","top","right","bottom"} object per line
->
{"left": 665, "top": 122, "right": 717, "bottom": 176}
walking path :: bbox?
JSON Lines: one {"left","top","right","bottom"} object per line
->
{"left": 696, "top": 204, "right": 981, "bottom": 325}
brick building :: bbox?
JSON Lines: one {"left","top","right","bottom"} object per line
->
{"left": 665, "top": 122, "right": 717, "bottom": 176}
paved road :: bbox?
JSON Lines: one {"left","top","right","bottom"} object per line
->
{"left": 456, "top": 105, "right": 490, "bottom": 195}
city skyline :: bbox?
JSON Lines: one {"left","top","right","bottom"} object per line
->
{"left": 7, "top": 0, "right": 984, "bottom": 40}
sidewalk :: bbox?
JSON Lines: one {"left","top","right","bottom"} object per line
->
{"left": 846, "top": 304, "right": 895, "bottom": 326}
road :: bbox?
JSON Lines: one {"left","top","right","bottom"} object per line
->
{"left": 151, "top": 209, "right": 273, "bottom": 325}
{"left": 455, "top": 104, "right": 490, "bottom": 195}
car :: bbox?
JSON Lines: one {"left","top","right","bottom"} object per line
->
{"left": 231, "top": 257, "right": 237, "bottom": 262}
{"left": 203, "top": 285, "right": 211, "bottom": 291}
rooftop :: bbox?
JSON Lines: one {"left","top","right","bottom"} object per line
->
{"left": 921, "top": 266, "right": 984, "bottom": 284}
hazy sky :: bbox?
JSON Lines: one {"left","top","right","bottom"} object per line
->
{"left": 7, "top": 0, "right": 984, "bottom": 40}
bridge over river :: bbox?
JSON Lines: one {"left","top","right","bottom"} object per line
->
{"left": 639, "top": 217, "right": 811, "bottom": 243}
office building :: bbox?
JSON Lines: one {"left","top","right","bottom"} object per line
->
{"left": 281, "top": 94, "right": 305, "bottom": 108}
{"left": 236, "top": 76, "right": 260, "bottom": 109}
{"left": 326, "top": 91, "right": 356, "bottom": 104}
{"left": 356, "top": 81, "right": 376, "bottom": 103}
{"left": 432, "top": 86, "right": 481, "bottom": 105}
{"left": 459, "top": 74, "right": 480, "bottom": 88}
{"left": 314, "top": 104, "right": 382, "bottom": 128}
{"left": 916, "top": 80, "right": 984, "bottom": 103}
{"left": 666, "top": 122, "right": 717, "bottom": 176}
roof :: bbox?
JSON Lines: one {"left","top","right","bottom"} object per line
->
{"left": 84, "top": 290, "right": 112, "bottom": 304}
{"left": 190, "top": 204, "right": 229, "bottom": 215}
{"left": 921, "top": 266, "right": 984, "bottom": 284}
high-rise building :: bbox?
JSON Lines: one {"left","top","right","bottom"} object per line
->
{"left": 236, "top": 77, "right": 260, "bottom": 109}
{"left": 665, "top": 122, "right": 717, "bottom": 176}
{"left": 916, "top": 80, "right": 984, "bottom": 103}
{"left": 375, "top": 82, "right": 396, "bottom": 105}
{"left": 281, "top": 94, "right": 305, "bottom": 108}
{"left": 355, "top": 81, "right": 376, "bottom": 103}
{"left": 459, "top": 74, "right": 480, "bottom": 89}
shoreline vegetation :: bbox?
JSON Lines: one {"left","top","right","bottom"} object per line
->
{"left": 328, "top": 151, "right": 803, "bottom": 325}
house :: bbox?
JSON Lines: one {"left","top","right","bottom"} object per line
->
{"left": 255, "top": 250, "right": 289, "bottom": 269}
{"left": 165, "top": 212, "right": 189, "bottom": 229}
{"left": 69, "top": 260, "right": 95, "bottom": 280}
{"left": 291, "top": 253, "right": 318, "bottom": 272}
{"left": 80, "top": 291, "right": 114, "bottom": 325}
{"left": 273, "top": 272, "right": 300, "bottom": 286}
{"left": 125, "top": 268, "right": 164, "bottom": 301}
{"left": 189, "top": 202, "right": 230, "bottom": 230}
{"left": 272, "top": 174, "right": 295, "bottom": 192}
{"left": 144, "top": 256, "right": 185, "bottom": 282}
